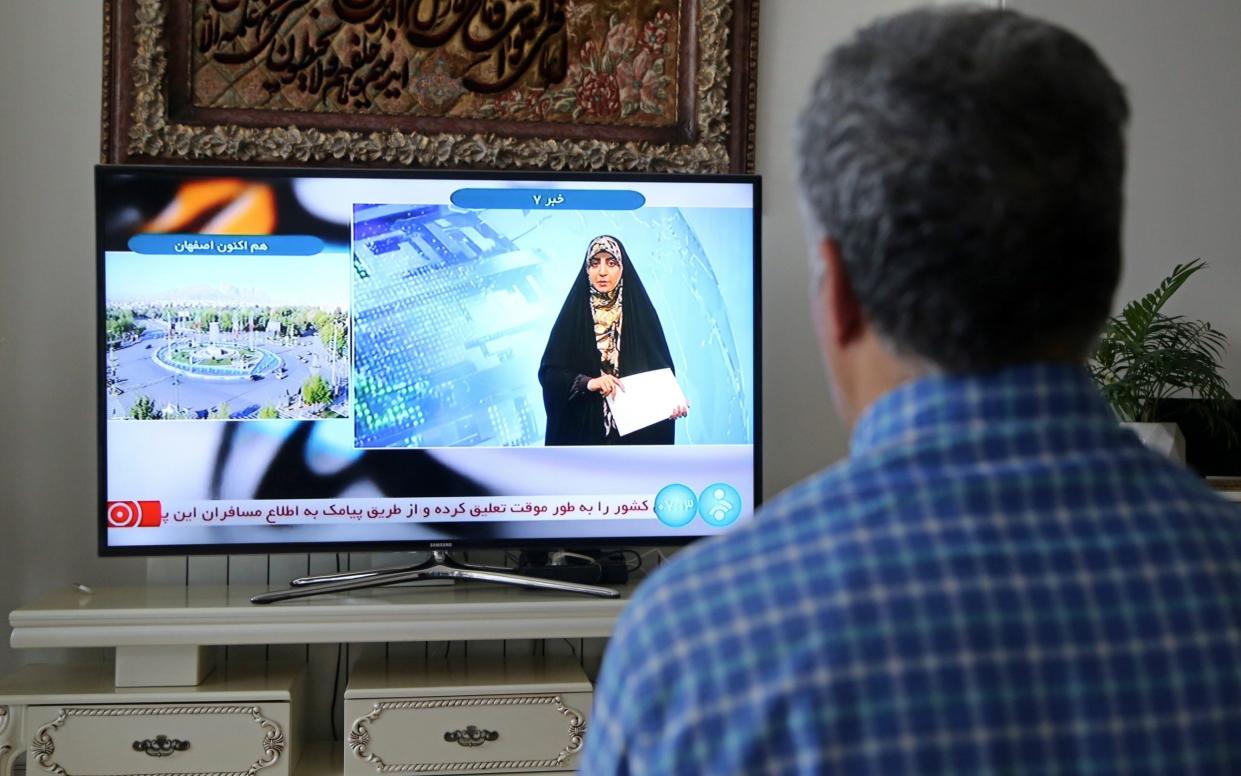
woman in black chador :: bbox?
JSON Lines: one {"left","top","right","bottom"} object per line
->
{"left": 539, "top": 235, "right": 687, "bottom": 446}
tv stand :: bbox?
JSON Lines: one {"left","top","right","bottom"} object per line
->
{"left": 4, "top": 582, "right": 635, "bottom": 773}
{"left": 250, "top": 551, "right": 621, "bottom": 604}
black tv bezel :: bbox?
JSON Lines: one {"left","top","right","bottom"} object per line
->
{"left": 96, "top": 163, "right": 762, "bottom": 558}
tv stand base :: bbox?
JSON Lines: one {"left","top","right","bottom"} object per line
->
{"left": 250, "top": 551, "right": 620, "bottom": 604}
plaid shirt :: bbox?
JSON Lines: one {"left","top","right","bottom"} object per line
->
{"left": 582, "top": 363, "right": 1241, "bottom": 775}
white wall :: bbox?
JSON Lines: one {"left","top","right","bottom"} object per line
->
{"left": 1011, "top": 0, "right": 1241, "bottom": 395}
{"left": 3, "top": 0, "right": 1239, "bottom": 676}
{"left": 762, "top": 0, "right": 1241, "bottom": 498}
{"left": 756, "top": 0, "right": 939, "bottom": 498}
{"left": 0, "top": 1, "right": 147, "bottom": 676}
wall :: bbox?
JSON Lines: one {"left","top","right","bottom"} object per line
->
{"left": 0, "top": 1, "right": 147, "bottom": 675}
{"left": 756, "top": 0, "right": 936, "bottom": 497}
{"left": 1011, "top": 0, "right": 1241, "bottom": 394}
{"left": 4, "top": 0, "right": 1240, "bottom": 679}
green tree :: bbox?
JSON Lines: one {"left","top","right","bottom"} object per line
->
{"left": 208, "top": 402, "right": 231, "bottom": 420}
{"left": 291, "top": 310, "right": 311, "bottom": 337}
{"left": 318, "top": 313, "right": 349, "bottom": 358}
{"left": 258, "top": 405, "right": 281, "bottom": 419}
{"left": 106, "top": 309, "right": 137, "bottom": 342}
{"left": 129, "top": 395, "right": 159, "bottom": 420}
{"left": 302, "top": 374, "right": 332, "bottom": 406}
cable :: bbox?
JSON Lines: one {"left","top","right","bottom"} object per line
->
{"left": 618, "top": 548, "right": 644, "bottom": 573}
{"left": 330, "top": 643, "right": 342, "bottom": 741}
{"left": 225, "top": 557, "right": 232, "bottom": 664}
{"left": 328, "top": 554, "right": 343, "bottom": 741}
{"left": 639, "top": 547, "right": 668, "bottom": 569}
{"left": 265, "top": 555, "right": 271, "bottom": 663}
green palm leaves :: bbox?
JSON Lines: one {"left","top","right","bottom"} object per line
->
{"left": 1089, "top": 260, "right": 1236, "bottom": 442}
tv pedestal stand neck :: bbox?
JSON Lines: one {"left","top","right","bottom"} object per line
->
{"left": 250, "top": 550, "right": 621, "bottom": 604}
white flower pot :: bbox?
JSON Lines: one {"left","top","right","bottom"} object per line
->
{"left": 1122, "top": 421, "right": 1186, "bottom": 462}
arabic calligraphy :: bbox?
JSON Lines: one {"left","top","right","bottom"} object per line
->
{"left": 193, "top": 0, "right": 568, "bottom": 112}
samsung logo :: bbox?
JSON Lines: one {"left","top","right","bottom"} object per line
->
{"left": 429, "top": 542, "right": 453, "bottom": 548}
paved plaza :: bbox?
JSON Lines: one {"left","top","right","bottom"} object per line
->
{"left": 105, "top": 323, "right": 348, "bottom": 420}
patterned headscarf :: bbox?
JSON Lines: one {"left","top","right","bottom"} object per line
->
{"left": 587, "top": 236, "right": 624, "bottom": 433}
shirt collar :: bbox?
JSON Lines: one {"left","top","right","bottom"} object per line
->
{"left": 850, "top": 362, "right": 1116, "bottom": 456}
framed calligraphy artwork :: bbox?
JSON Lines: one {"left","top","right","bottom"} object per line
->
{"left": 102, "top": 0, "right": 760, "bottom": 172}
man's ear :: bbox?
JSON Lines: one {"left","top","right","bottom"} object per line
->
{"left": 819, "top": 238, "right": 865, "bottom": 347}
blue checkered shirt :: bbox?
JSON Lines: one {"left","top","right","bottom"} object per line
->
{"left": 582, "top": 363, "right": 1241, "bottom": 775}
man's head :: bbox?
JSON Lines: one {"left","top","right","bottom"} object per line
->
{"left": 796, "top": 6, "right": 1130, "bottom": 424}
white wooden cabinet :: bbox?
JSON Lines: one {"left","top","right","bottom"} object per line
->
{"left": 3, "top": 583, "right": 633, "bottom": 775}
{"left": 344, "top": 656, "right": 591, "bottom": 775}
{"left": 0, "top": 662, "right": 305, "bottom": 776}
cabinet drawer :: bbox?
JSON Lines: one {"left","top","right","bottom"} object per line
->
{"left": 26, "top": 701, "right": 292, "bottom": 776}
{"left": 346, "top": 692, "right": 590, "bottom": 775}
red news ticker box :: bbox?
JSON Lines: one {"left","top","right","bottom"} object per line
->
{"left": 106, "top": 500, "right": 162, "bottom": 528}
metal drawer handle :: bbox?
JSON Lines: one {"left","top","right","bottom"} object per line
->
{"left": 133, "top": 734, "right": 191, "bottom": 756}
{"left": 444, "top": 725, "right": 499, "bottom": 747}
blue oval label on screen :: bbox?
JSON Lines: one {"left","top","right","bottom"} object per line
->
{"left": 128, "top": 235, "right": 325, "bottom": 256}
{"left": 698, "top": 483, "right": 742, "bottom": 528}
{"left": 654, "top": 484, "right": 698, "bottom": 528}
{"left": 450, "top": 189, "right": 646, "bottom": 211}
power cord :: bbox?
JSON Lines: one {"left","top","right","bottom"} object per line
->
{"left": 330, "top": 644, "right": 342, "bottom": 741}
{"left": 638, "top": 547, "right": 669, "bottom": 570}
{"left": 618, "top": 548, "right": 644, "bottom": 573}
{"left": 329, "top": 554, "right": 342, "bottom": 741}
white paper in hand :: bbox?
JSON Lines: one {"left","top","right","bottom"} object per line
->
{"left": 604, "top": 368, "right": 687, "bottom": 436}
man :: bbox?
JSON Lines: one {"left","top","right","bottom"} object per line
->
{"left": 581, "top": 6, "right": 1241, "bottom": 774}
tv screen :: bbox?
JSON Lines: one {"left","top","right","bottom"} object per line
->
{"left": 97, "top": 166, "right": 760, "bottom": 555}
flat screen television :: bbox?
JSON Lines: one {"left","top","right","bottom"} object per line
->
{"left": 97, "top": 165, "right": 760, "bottom": 565}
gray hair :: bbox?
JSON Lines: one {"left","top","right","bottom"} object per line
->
{"left": 797, "top": 6, "right": 1129, "bottom": 371}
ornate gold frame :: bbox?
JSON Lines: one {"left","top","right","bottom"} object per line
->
{"left": 102, "top": 0, "right": 759, "bottom": 172}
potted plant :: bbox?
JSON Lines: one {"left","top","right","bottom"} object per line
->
{"left": 1089, "top": 259, "right": 1237, "bottom": 460}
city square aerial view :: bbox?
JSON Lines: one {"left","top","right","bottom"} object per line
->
{"left": 104, "top": 251, "right": 350, "bottom": 421}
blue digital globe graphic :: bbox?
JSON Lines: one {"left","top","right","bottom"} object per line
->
{"left": 698, "top": 483, "right": 742, "bottom": 527}
{"left": 654, "top": 484, "right": 698, "bottom": 528}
